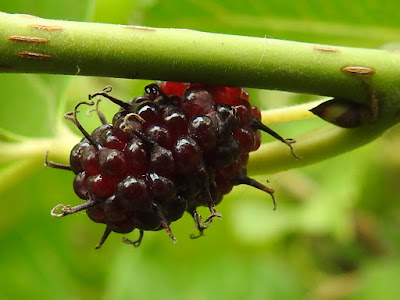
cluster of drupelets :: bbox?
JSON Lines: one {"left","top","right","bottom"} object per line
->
{"left": 47, "top": 82, "right": 297, "bottom": 248}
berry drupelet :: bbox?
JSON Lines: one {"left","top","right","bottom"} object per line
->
{"left": 46, "top": 81, "right": 297, "bottom": 248}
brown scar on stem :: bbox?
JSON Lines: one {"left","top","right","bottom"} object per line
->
{"left": 370, "top": 92, "right": 380, "bottom": 120}
{"left": 17, "top": 52, "right": 52, "bottom": 59}
{"left": 313, "top": 46, "right": 340, "bottom": 53}
{"left": 28, "top": 24, "right": 65, "bottom": 31}
{"left": 9, "top": 36, "right": 49, "bottom": 43}
{"left": 341, "top": 66, "right": 375, "bottom": 76}
{"left": 122, "top": 25, "right": 156, "bottom": 31}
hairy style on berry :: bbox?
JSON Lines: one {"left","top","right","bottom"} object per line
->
{"left": 46, "top": 81, "right": 298, "bottom": 248}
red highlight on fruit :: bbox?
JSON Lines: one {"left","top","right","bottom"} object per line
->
{"left": 46, "top": 81, "right": 297, "bottom": 248}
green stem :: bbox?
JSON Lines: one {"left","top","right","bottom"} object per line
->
{"left": 1, "top": 12, "right": 400, "bottom": 110}
{"left": 261, "top": 100, "right": 324, "bottom": 124}
{"left": 0, "top": 133, "right": 79, "bottom": 165}
{"left": 247, "top": 122, "right": 386, "bottom": 175}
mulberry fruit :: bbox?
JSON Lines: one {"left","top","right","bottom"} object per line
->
{"left": 46, "top": 81, "right": 297, "bottom": 248}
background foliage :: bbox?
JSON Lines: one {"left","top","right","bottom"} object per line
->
{"left": 1, "top": 1, "right": 400, "bottom": 299}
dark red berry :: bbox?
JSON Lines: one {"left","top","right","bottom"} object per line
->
{"left": 103, "top": 133, "right": 124, "bottom": 150}
{"left": 51, "top": 80, "right": 292, "bottom": 248}
{"left": 91, "top": 124, "right": 113, "bottom": 144}
{"left": 86, "top": 205, "right": 107, "bottom": 223}
{"left": 149, "top": 145, "right": 175, "bottom": 175}
{"left": 181, "top": 87, "right": 215, "bottom": 117}
{"left": 132, "top": 210, "right": 161, "bottom": 231}
{"left": 207, "top": 86, "right": 227, "bottom": 104}
{"left": 236, "top": 100, "right": 252, "bottom": 125}
{"left": 175, "top": 174, "right": 202, "bottom": 201}
{"left": 240, "top": 88, "right": 250, "bottom": 101}
{"left": 252, "top": 105, "right": 262, "bottom": 120}
{"left": 70, "top": 140, "right": 89, "bottom": 174}
{"left": 147, "top": 173, "right": 176, "bottom": 201}
{"left": 233, "top": 127, "right": 256, "bottom": 154}
{"left": 113, "top": 116, "right": 143, "bottom": 141}
{"left": 103, "top": 196, "right": 129, "bottom": 222}
{"left": 253, "top": 130, "right": 262, "bottom": 151}
{"left": 145, "top": 124, "right": 171, "bottom": 148}
{"left": 159, "top": 81, "right": 188, "bottom": 97}
{"left": 81, "top": 145, "right": 100, "bottom": 175}
{"left": 188, "top": 116, "right": 217, "bottom": 153}
{"left": 125, "top": 138, "right": 149, "bottom": 175}
{"left": 212, "top": 136, "right": 241, "bottom": 168}
{"left": 216, "top": 104, "right": 239, "bottom": 132}
{"left": 215, "top": 176, "right": 233, "bottom": 195}
{"left": 73, "top": 171, "right": 89, "bottom": 200}
{"left": 116, "top": 176, "right": 149, "bottom": 210}
{"left": 163, "top": 196, "right": 187, "bottom": 222}
{"left": 87, "top": 174, "right": 118, "bottom": 198}
{"left": 173, "top": 136, "right": 202, "bottom": 173}
{"left": 216, "top": 159, "right": 242, "bottom": 180}
{"left": 224, "top": 87, "right": 242, "bottom": 104}
{"left": 163, "top": 108, "right": 188, "bottom": 139}
{"left": 107, "top": 217, "right": 136, "bottom": 234}
{"left": 136, "top": 101, "right": 159, "bottom": 125}
{"left": 98, "top": 148, "right": 126, "bottom": 177}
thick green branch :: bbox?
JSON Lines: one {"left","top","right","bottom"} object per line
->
{"left": 1, "top": 12, "right": 400, "bottom": 110}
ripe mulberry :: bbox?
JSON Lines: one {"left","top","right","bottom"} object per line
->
{"left": 46, "top": 81, "right": 297, "bottom": 248}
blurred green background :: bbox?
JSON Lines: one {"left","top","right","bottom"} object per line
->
{"left": 1, "top": 1, "right": 400, "bottom": 299}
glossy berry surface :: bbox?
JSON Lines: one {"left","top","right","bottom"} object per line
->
{"left": 49, "top": 81, "right": 295, "bottom": 248}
